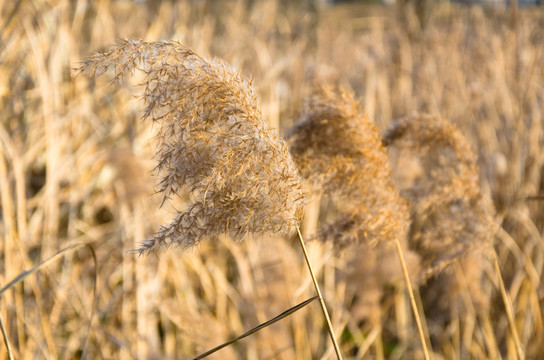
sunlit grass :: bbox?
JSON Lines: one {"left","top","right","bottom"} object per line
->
{"left": 1, "top": 0, "right": 543, "bottom": 358}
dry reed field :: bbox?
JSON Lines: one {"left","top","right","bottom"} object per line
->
{"left": 1, "top": 0, "right": 544, "bottom": 359}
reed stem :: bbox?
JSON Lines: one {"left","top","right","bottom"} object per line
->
{"left": 0, "top": 311, "right": 14, "bottom": 360}
{"left": 492, "top": 250, "right": 524, "bottom": 360}
{"left": 296, "top": 227, "right": 343, "bottom": 360}
{"left": 394, "top": 239, "right": 432, "bottom": 360}
{"left": 193, "top": 296, "right": 319, "bottom": 359}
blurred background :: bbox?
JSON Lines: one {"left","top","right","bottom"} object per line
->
{"left": 1, "top": 0, "right": 544, "bottom": 359}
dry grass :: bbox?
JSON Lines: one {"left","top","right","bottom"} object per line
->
{"left": 1, "top": 0, "right": 544, "bottom": 359}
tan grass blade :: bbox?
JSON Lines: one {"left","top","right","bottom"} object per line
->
{"left": 193, "top": 296, "right": 318, "bottom": 359}
{"left": 479, "top": 314, "right": 500, "bottom": 360}
{"left": 394, "top": 239, "right": 432, "bottom": 360}
{"left": 0, "top": 312, "right": 14, "bottom": 360}
{"left": 492, "top": 250, "right": 525, "bottom": 360}
{"left": 374, "top": 327, "right": 385, "bottom": 360}
{"left": 356, "top": 326, "right": 381, "bottom": 359}
{"left": 296, "top": 227, "right": 343, "bottom": 360}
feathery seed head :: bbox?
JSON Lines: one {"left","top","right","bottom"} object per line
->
{"left": 288, "top": 87, "right": 410, "bottom": 249}
{"left": 383, "top": 113, "right": 482, "bottom": 209}
{"left": 288, "top": 88, "right": 421, "bottom": 324}
{"left": 384, "top": 114, "right": 495, "bottom": 315}
{"left": 80, "top": 39, "right": 304, "bottom": 254}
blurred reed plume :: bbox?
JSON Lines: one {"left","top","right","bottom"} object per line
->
{"left": 288, "top": 87, "right": 413, "bottom": 250}
{"left": 287, "top": 87, "right": 421, "bottom": 323}
{"left": 383, "top": 114, "right": 495, "bottom": 320}
{"left": 79, "top": 39, "right": 305, "bottom": 254}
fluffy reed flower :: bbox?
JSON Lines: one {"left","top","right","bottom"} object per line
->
{"left": 287, "top": 87, "right": 420, "bottom": 323}
{"left": 288, "top": 87, "right": 411, "bottom": 249}
{"left": 80, "top": 39, "right": 304, "bottom": 254}
{"left": 383, "top": 113, "right": 482, "bottom": 218}
{"left": 383, "top": 114, "right": 495, "bottom": 316}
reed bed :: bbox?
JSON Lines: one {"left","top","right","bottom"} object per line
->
{"left": 1, "top": 0, "right": 544, "bottom": 359}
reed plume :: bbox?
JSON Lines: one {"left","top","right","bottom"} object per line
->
{"left": 288, "top": 88, "right": 422, "bottom": 323}
{"left": 288, "top": 87, "right": 413, "bottom": 250}
{"left": 383, "top": 114, "right": 495, "bottom": 318}
{"left": 80, "top": 39, "right": 345, "bottom": 359}
{"left": 79, "top": 39, "right": 305, "bottom": 254}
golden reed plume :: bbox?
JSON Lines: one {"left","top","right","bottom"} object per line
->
{"left": 288, "top": 87, "right": 413, "bottom": 249}
{"left": 288, "top": 87, "right": 421, "bottom": 322}
{"left": 79, "top": 39, "right": 305, "bottom": 254}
